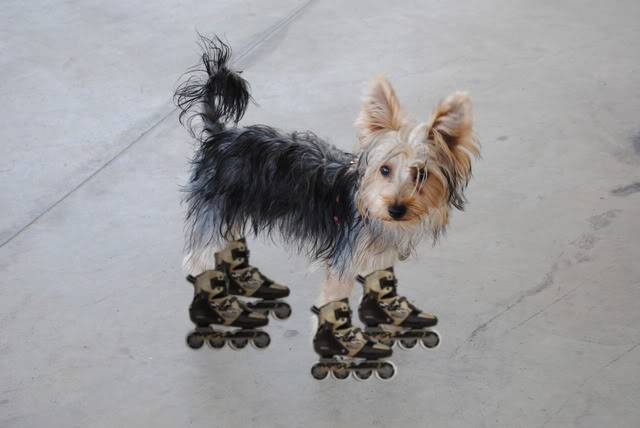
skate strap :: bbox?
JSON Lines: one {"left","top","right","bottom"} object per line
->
{"left": 335, "top": 307, "right": 352, "bottom": 319}
{"left": 310, "top": 306, "right": 320, "bottom": 315}
{"left": 235, "top": 266, "right": 273, "bottom": 285}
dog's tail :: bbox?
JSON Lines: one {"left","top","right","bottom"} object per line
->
{"left": 174, "top": 35, "right": 251, "bottom": 138}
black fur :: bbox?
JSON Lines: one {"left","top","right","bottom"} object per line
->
{"left": 175, "top": 36, "right": 364, "bottom": 271}
{"left": 174, "top": 35, "right": 251, "bottom": 137}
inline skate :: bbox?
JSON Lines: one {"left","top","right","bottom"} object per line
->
{"left": 311, "top": 298, "right": 395, "bottom": 381}
{"left": 215, "top": 238, "right": 292, "bottom": 320}
{"left": 357, "top": 267, "right": 440, "bottom": 350}
{"left": 185, "top": 269, "right": 271, "bottom": 350}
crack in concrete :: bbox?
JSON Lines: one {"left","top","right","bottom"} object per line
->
{"left": 452, "top": 256, "right": 561, "bottom": 356}
{"left": 454, "top": 209, "right": 620, "bottom": 357}
{"left": 601, "top": 341, "right": 640, "bottom": 370}
{"left": 540, "top": 340, "right": 640, "bottom": 427}
{"left": 0, "top": 109, "right": 174, "bottom": 250}
{"left": 510, "top": 288, "right": 574, "bottom": 331}
{"left": 0, "top": 0, "right": 316, "bottom": 250}
{"left": 611, "top": 182, "right": 640, "bottom": 197}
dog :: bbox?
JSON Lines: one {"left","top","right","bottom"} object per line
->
{"left": 174, "top": 35, "right": 479, "bottom": 306}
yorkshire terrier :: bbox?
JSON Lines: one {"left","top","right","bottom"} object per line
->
{"left": 176, "top": 36, "right": 479, "bottom": 365}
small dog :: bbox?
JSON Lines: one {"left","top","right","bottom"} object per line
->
{"left": 175, "top": 36, "right": 479, "bottom": 303}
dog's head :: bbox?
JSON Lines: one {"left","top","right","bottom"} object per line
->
{"left": 354, "top": 76, "right": 479, "bottom": 232}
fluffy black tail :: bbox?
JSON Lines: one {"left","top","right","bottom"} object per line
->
{"left": 174, "top": 35, "right": 251, "bottom": 138}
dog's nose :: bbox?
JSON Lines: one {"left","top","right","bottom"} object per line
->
{"left": 388, "top": 204, "right": 407, "bottom": 219}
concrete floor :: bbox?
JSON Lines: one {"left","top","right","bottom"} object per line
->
{"left": 1, "top": 0, "right": 639, "bottom": 426}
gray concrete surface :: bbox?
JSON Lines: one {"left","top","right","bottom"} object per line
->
{"left": 1, "top": 0, "right": 639, "bottom": 426}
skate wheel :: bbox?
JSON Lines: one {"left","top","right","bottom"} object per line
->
{"left": 421, "top": 331, "right": 440, "bottom": 349}
{"left": 398, "top": 338, "right": 418, "bottom": 349}
{"left": 229, "top": 338, "right": 249, "bottom": 350}
{"left": 331, "top": 367, "right": 349, "bottom": 380}
{"left": 375, "top": 362, "right": 395, "bottom": 380}
{"left": 208, "top": 336, "right": 225, "bottom": 349}
{"left": 311, "top": 363, "right": 329, "bottom": 380}
{"left": 273, "top": 302, "right": 292, "bottom": 320}
{"left": 186, "top": 332, "right": 204, "bottom": 349}
{"left": 353, "top": 368, "right": 373, "bottom": 380}
{"left": 252, "top": 332, "right": 271, "bottom": 349}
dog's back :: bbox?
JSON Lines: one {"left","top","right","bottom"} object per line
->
{"left": 175, "top": 36, "right": 363, "bottom": 271}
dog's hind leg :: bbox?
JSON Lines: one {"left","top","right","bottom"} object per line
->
{"left": 183, "top": 222, "right": 244, "bottom": 275}
{"left": 183, "top": 244, "right": 221, "bottom": 275}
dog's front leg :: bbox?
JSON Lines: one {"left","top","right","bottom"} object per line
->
{"left": 352, "top": 246, "right": 400, "bottom": 279}
{"left": 318, "top": 269, "right": 356, "bottom": 306}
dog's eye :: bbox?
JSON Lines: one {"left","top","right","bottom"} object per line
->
{"left": 380, "top": 165, "right": 391, "bottom": 177}
{"left": 416, "top": 168, "right": 426, "bottom": 182}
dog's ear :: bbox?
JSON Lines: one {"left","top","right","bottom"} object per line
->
{"left": 355, "top": 76, "right": 407, "bottom": 145}
{"left": 428, "top": 92, "right": 479, "bottom": 172}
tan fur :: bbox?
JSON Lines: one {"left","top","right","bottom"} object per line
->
{"left": 355, "top": 76, "right": 408, "bottom": 145}
{"left": 338, "top": 78, "right": 481, "bottom": 286}
{"left": 319, "top": 271, "right": 357, "bottom": 304}
{"left": 428, "top": 91, "right": 480, "bottom": 186}
{"left": 354, "top": 82, "right": 479, "bottom": 232}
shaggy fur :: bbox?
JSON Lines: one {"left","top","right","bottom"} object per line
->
{"left": 175, "top": 36, "right": 479, "bottom": 278}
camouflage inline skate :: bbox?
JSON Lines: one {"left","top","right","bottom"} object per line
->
{"left": 357, "top": 267, "right": 439, "bottom": 350}
{"left": 185, "top": 269, "right": 270, "bottom": 350}
{"left": 311, "top": 298, "right": 395, "bottom": 380}
{"left": 215, "top": 238, "right": 292, "bottom": 320}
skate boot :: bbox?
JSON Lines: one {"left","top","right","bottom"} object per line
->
{"left": 185, "top": 270, "right": 271, "bottom": 350}
{"left": 310, "top": 298, "right": 395, "bottom": 381}
{"left": 215, "top": 238, "right": 291, "bottom": 320}
{"left": 357, "top": 267, "right": 440, "bottom": 350}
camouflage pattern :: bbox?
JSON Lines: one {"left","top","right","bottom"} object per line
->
{"left": 215, "top": 238, "right": 288, "bottom": 297}
{"left": 361, "top": 268, "right": 437, "bottom": 326}
{"left": 190, "top": 269, "right": 266, "bottom": 325}
{"left": 317, "top": 300, "right": 388, "bottom": 357}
